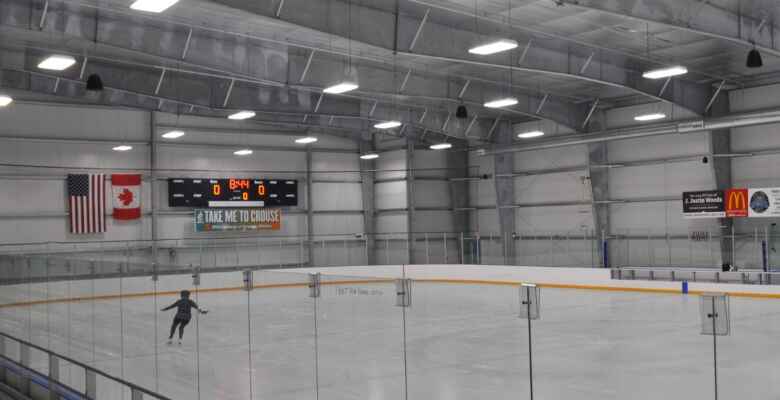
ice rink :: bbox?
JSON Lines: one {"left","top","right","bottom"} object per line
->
{"left": 1, "top": 265, "right": 780, "bottom": 400}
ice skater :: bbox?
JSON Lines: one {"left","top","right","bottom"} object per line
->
{"left": 161, "top": 290, "right": 208, "bottom": 345}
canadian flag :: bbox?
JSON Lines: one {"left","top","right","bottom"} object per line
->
{"left": 111, "top": 174, "right": 142, "bottom": 220}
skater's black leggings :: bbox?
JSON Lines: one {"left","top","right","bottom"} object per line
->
{"left": 169, "top": 317, "right": 190, "bottom": 339}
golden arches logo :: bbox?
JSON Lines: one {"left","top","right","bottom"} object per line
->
{"left": 728, "top": 191, "right": 746, "bottom": 210}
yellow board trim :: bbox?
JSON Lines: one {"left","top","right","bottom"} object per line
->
{"left": 2, "top": 277, "right": 780, "bottom": 309}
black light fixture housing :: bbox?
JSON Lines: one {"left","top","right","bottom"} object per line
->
{"left": 86, "top": 74, "right": 104, "bottom": 91}
{"left": 747, "top": 47, "right": 763, "bottom": 68}
{"left": 456, "top": 104, "right": 468, "bottom": 119}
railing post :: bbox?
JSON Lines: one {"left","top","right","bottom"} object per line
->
{"left": 0, "top": 336, "right": 5, "bottom": 383}
{"left": 425, "top": 233, "right": 430, "bottom": 264}
{"left": 460, "top": 232, "right": 465, "bottom": 264}
{"left": 48, "top": 354, "right": 60, "bottom": 400}
{"left": 85, "top": 369, "right": 96, "bottom": 399}
{"left": 19, "top": 342, "right": 30, "bottom": 395}
{"left": 131, "top": 388, "right": 144, "bottom": 400}
{"left": 443, "top": 232, "right": 448, "bottom": 264}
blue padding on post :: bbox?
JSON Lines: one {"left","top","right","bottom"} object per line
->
{"left": 682, "top": 281, "right": 689, "bottom": 294}
{"left": 0, "top": 356, "right": 85, "bottom": 400}
{"left": 602, "top": 240, "right": 609, "bottom": 268}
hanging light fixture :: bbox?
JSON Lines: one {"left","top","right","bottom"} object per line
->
{"left": 456, "top": 104, "right": 468, "bottom": 119}
{"left": 360, "top": 153, "right": 379, "bottom": 160}
{"left": 86, "top": 74, "right": 104, "bottom": 91}
{"left": 747, "top": 46, "right": 763, "bottom": 68}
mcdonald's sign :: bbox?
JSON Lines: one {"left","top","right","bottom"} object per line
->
{"left": 725, "top": 189, "right": 748, "bottom": 217}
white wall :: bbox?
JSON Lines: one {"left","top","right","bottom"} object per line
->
{"left": 0, "top": 103, "right": 366, "bottom": 268}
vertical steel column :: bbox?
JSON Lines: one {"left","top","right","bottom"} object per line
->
{"left": 406, "top": 139, "right": 416, "bottom": 263}
{"left": 494, "top": 122, "right": 516, "bottom": 263}
{"left": 150, "top": 112, "right": 158, "bottom": 267}
{"left": 306, "top": 147, "right": 315, "bottom": 266}
{"left": 359, "top": 137, "right": 377, "bottom": 265}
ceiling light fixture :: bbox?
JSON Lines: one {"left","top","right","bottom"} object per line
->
{"left": 468, "top": 39, "right": 518, "bottom": 55}
{"left": 38, "top": 55, "right": 76, "bottom": 71}
{"left": 0, "top": 95, "right": 12, "bottom": 107}
{"left": 323, "top": 82, "right": 359, "bottom": 94}
{"left": 161, "top": 130, "right": 186, "bottom": 139}
{"left": 228, "top": 111, "right": 255, "bottom": 120}
{"left": 484, "top": 97, "right": 518, "bottom": 108}
{"left": 747, "top": 47, "right": 763, "bottom": 68}
{"left": 430, "top": 143, "right": 453, "bottom": 150}
{"left": 634, "top": 113, "right": 667, "bottom": 122}
{"left": 517, "top": 130, "right": 545, "bottom": 139}
{"left": 360, "top": 153, "right": 379, "bottom": 160}
{"left": 295, "top": 137, "right": 318, "bottom": 144}
{"left": 130, "top": 0, "right": 179, "bottom": 13}
{"left": 112, "top": 145, "right": 133, "bottom": 152}
{"left": 642, "top": 66, "right": 688, "bottom": 79}
{"left": 374, "top": 121, "right": 402, "bottom": 129}
{"left": 234, "top": 149, "right": 253, "bottom": 156}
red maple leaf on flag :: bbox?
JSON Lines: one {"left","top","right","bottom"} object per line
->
{"left": 118, "top": 188, "right": 134, "bottom": 206}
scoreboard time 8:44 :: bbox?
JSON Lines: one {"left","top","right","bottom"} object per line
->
{"left": 168, "top": 178, "right": 298, "bottom": 208}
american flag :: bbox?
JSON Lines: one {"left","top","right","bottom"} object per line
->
{"left": 68, "top": 174, "right": 106, "bottom": 234}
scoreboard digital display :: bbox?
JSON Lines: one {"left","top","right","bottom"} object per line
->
{"left": 168, "top": 178, "right": 298, "bottom": 208}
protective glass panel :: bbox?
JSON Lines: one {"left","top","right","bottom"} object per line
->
{"left": 316, "top": 272, "right": 404, "bottom": 399}
{"left": 406, "top": 280, "right": 529, "bottom": 399}
{"left": 251, "top": 270, "right": 316, "bottom": 400}
{"left": 535, "top": 288, "right": 711, "bottom": 400}
{"left": 156, "top": 270, "right": 198, "bottom": 399}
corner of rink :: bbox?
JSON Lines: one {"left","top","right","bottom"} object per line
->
{"left": 281, "top": 264, "right": 780, "bottom": 299}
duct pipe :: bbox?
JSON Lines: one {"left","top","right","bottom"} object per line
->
{"left": 482, "top": 107, "right": 780, "bottom": 155}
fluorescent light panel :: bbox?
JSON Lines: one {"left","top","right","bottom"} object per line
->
{"left": 374, "top": 121, "right": 402, "bottom": 129}
{"left": 38, "top": 55, "right": 76, "bottom": 71}
{"left": 484, "top": 97, "right": 518, "bottom": 108}
{"left": 634, "top": 113, "right": 667, "bottom": 122}
{"left": 295, "top": 137, "right": 318, "bottom": 144}
{"left": 228, "top": 111, "right": 255, "bottom": 120}
{"left": 430, "top": 143, "right": 452, "bottom": 150}
{"left": 517, "top": 130, "right": 544, "bottom": 139}
{"left": 468, "top": 39, "right": 518, "bottom": 55}
{"left": 323, "top": 82, "right": 359, "bottom": 94}
{"left": 360, "top": 153, "right": 379, "bottom": 160}
{"left": 130, "top": 0, "right": 179, "bottom": 13}
{"left": 0, "top": 95, "right": 12, "bottom": 107}
{"left": 161, "top": 130, "right": 186, "bottom": 139}
{"left": 234, "top": 149, "right": 253, "bottom": 156}
{"left": 112, "top": 145, "right": 133, "bottom": 152}
{"left": 642, "top": 66, "right": 687, "bottom": 79}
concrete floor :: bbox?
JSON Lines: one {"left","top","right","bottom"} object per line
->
{"left": 1, "top": 268, "right": 780, "bottom": 400}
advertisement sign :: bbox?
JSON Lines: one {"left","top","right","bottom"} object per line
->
{"left": 725, "top": 188, "right": 748, "bottom": 217}
{"left": 194, "top": 208, "right": 281, "bottom": 232}
{"left": 682, "top": 191, "right": 725, "bottom": 219}
{"left": 748, "top": 188, "right": 780, "bottom": 218}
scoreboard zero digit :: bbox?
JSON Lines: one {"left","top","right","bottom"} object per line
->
{"left": 168, "top": 178, "right": 298, "bottom": 208}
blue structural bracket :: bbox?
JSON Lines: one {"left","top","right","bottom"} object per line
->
{"left": 682, "top": 281, "right": 689, "bottom": 294}
{"left": 0, "top": 356, "right": 85, "bottom": 400}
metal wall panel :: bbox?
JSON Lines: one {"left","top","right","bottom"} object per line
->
{"left": 607, "top": 132, "right": 710, "bottom": 162}
{"left": 412, "top": 181, "right": 451, "bottom": 209}
{"left": 514, "top": 171, "right": 589, "bottom": 203}
{"left": 311, "top": 182, "right": 363, "bottom": 211}
{"left": 608, "top": 161, "right": 714, "bottom": 199}
{"left": 375, "top": 181, "right": 407, "bottom": 210}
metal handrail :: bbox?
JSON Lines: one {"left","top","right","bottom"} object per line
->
{"left": 0, "top": 331, "right": 171, "bottom": 400}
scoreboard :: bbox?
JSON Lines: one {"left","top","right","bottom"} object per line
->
{"left": 168, "top": 178, "right": 298, "bottom": 208}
